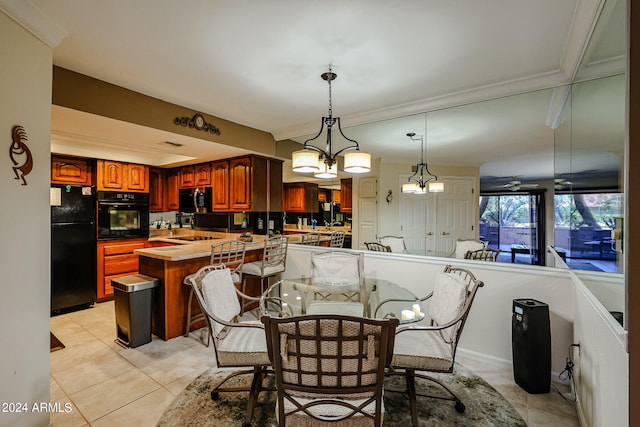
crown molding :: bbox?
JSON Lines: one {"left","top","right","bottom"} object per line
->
{"left": 0, "top": 0, "right": 67, "bottom": 47}
{"left": 273, "top": 70, "right": 571, "bottom": 142}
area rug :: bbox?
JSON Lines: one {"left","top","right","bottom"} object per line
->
{"left": 50, "top": 332, "right": 65, "bottom": 352}
{"left": 157, "top": 364, "right": 525, "bottom": 426}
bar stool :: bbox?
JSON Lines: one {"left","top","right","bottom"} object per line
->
{"left": 329, "top": 230, "right": 346, "bottom": 248}
{"left": 240, "top": 236, "right": 288, "bottom": 311}
{"left": 183, "top": 241, "right": 247, "bottom": 345}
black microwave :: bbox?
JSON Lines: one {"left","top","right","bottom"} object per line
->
{"left": 97, "top": 191, "right": 150, "bottom": 240}
{"left": 179, "top": 188, "right": 212, "bottom": 213}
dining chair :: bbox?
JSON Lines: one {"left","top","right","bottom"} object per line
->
{"left": 310, "top": 250, "right": 364, "bottom": 303}
{"left": 240, "top": 236, "right": 288, "bottom": 307}
{"left": 385, "top": 265, "right": 484, "bottom": 427}
{"left": 188, "top": 265, "right": 273, "bottom": 427}
{"left": 452, "top": 238, "right": 487, "bottom": 258}
{"left": 464, "top": 248, "right": 502, "bottom": 261}
{"left": 365, "top": 241, "right": 392, "bottom": 252}
{"left": 261, "top": 314, "right": 399, "bottom": 427}
{"left": 183, "top": 241, "right": 247, "bottom": 345}
{"left": 329, "top": 230, "right": 346, "bottom": 248}
{"left": 378, "top": 235, "right": 407, "bottom": 253}
{"left": 300, "top": 232, "right": 321, "bottom": 246}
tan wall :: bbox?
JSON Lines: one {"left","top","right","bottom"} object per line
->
{"left": 0, "top": 10, "right": 53, "bottom": 427}
{"left": 53, "top": 66, "right": 279, "bottom": 156}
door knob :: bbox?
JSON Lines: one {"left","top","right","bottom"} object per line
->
{"left": 442, "top": 231, "right": 450, "bottom": 236}
{"left": 426, "top": 232, "right": 433, "bottom": 236}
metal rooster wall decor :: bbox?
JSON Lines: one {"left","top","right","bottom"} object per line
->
{"left": 9, "top": 125, "right": 33, "bottom": 186}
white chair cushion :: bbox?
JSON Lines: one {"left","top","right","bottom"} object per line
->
{"left": 391, "top": 329, "right": 453, "bottom": 371}
{"left": 306, "top": 301, "right": 364, "bottom": 317}
{"left": 201, "top": 269, "right": 241, "bottom": 336}
{"left": 216, "top": 322, "right": 270, "bottom": 366}
{"left": 379, "top": 237, "right": 405, "bottom": 253}
{"left": 428, "top": 271, "right": 467, "bottom": 328}
{"left": 241, "top": 260, "right": 285, "bottom": 277}
{"left": 453, "top": 240, "right": 486, "bottom": 258}
{"left": 311, "top": 253, "right": 360, "bottom": 281}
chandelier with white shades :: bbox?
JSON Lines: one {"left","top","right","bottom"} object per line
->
{"left": 291, "top": 67, "right": 371, "bottom": 178}
{"left": 402, "top": 132, "right": 444, "bottom": 194}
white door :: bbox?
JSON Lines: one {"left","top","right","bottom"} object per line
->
{"left": 400, "top": 176, "right": 476, "bottom": 255}
{"left": 399, "top": 176, "right": 436, "bottom": 254}
{"left": 435, "top": 178, "right": 476, "bottom": 253}
{"left": 359, "top": 198, "right": 377, "bottom": 249}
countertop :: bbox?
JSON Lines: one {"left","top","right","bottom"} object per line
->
{"left": 137, "top": 230, "right": 269, "bottom": 261}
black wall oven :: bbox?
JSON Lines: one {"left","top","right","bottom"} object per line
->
{"left": 97, "top": 191, "right": 149, "bottom": 240}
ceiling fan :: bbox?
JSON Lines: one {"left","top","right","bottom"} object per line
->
{"left": 496, "top": 177, "right": 539, "bottom": 191}
{"left": 554, "top": 178, "right": 574, "bottom": 190}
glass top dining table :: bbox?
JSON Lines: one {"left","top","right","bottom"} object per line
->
{"left": 260, "top": 277, "right": 426, "bottom": 324}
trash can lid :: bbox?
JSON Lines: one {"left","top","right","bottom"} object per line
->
{"left": 111, "top": 274, "right": 159, "bottom": 292}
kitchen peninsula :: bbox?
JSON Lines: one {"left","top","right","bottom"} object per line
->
{"left": 135, "top": 231, "right": 269, "bottom": 340}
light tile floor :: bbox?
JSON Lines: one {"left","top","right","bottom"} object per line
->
{"left": 50, "top": 301, "right": 580, "bottom": 426}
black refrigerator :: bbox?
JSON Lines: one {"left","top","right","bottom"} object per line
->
{"left": 51, "top": 184, "right": 97, "bottom": 313}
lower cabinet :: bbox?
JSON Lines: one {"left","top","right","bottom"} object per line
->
{"left": 96, "top": 239, "right": 148, "bottom": 301}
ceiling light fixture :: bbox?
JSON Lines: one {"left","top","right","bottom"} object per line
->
{"left": 402, "top": 132, "right": 444, "bottom": 194}
{"left": 291, "top": 67, "right": 371, "bottom": 176}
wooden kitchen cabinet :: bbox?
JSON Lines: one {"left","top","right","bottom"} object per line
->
{"left": 51, "top": 156, "right": 92, "bottom": 185}
{"left": 333, "top": 189, "right": 341, "bottom": 204}
{"left": 212, "top": 155, "right": 282, "bottom": 212}
{"left": 179, "top": 166, "right": 195, "bottom": 188}
{"left": 96, "top": 239, "right": 147, "bottom": 300}
{"left": 229, "top": 157, "right": 252, "bottom": 211}
{"left": 96, "top": 160, "right": 149, "bottom": 192}
{"left": 127, "top": 163, "right": 148, "bottom": 191}
{"left": 149, "top": 168, "right": 164, "bottom": 212}
{"left": 340, "top": 178, "right": 353, "bottom": 213}
{"left": 179, "top": 163, "right": 211, "bottom": 188}
{"left": 165, "top": 168, "right": 180, "bottom": 211}
{"left": 284, "top": 182, "right": 319, "bottom": 213}
{"left": 212, "top": 160, "right": 230, "bottom": 211}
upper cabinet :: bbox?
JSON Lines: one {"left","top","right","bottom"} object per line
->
{"left": 229, "top": 157, "right": 252, "bottom": 211}
{"left": 340, "top": 178, "right": 353, "bottom": 213}
{"left": 149, "top": 168, "right": 164, "bottom": 212}
{"left": 179, "top": 163, "right": 211, "bottom": 188}
{"left": 165, "top": 168, "right": 179, "bottom": 211}
{"left": 211, "top": 160, "right": 230, "bottom": 211}
{"left": 284, "top": 182, "right": 319, "bottom": 213}
{"left": 51, "top": 156, "right": 92, "bottom": 185}
{"left": 96, "top": 160, "right": 149, "bottom": 192}
{"left": 212, "top": 155, "right": 283, "bottom": 212}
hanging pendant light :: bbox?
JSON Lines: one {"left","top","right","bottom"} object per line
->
{"left": 292, "top": 67, "right": 371, "bottom": 176}
{"left": 402, "top": 131, "right": 444, "bottom": 194}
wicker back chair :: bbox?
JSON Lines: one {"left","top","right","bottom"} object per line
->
{"left": 262, "top": 314, "right": 399, "bottom": 427}
{"left": 464, "top": 248, "right": 502, "bottom": 261}
{"left": 365, "top": 242, "right": 392, "bottom": 252}
{"left": 385, "top": 265, "right": 484, "bottom": 426}
{"left": 378, "top": 235, "right": 407, "bottom": 253}
{"left": 188, "top": 265, "right": 273, "bottom": 426}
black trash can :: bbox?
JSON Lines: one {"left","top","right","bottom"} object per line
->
{"left": 112, "top": 274, "right": 159, "bottom": 348}
{"left": 512, "top": 298, "right": 551, "bottom": 393}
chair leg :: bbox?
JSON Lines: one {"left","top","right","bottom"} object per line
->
{"left": 244, "top": 366, "right": 265, "bottom": 427}
{"left": 406, "top": 370, "right": 419, "bottom": 427}
{"left": 210, "top": 366, "right": 274, "bottom": 427}
{"left": 414, "top": 372, "right": 465, "bottom": 412}
{"left": 184, "top": 287, "right": 194, "bottom": 337}
{"left": 184, "top": 286, "right": 211, "bottom": 346}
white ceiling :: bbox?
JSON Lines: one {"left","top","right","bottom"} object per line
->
{"left": 2, "top": 0, "right": 626, "bottom": 183}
